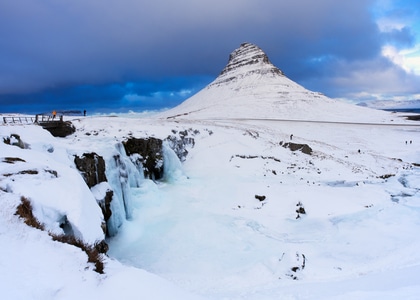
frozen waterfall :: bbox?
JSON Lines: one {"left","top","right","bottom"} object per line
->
{"left": 105, "top": 141, "right": 184, "bottom": 236}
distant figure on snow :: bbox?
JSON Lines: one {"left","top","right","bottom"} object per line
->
{"left": 52, "top": 110, "right": 57, "bottom": 120}
{"left": 290, "top": 134, "right": 293, "bottom": 140}
{"left": 84, "top": 109, "right": 86, "bottom": 117}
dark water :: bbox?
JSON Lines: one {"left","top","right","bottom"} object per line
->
{"left": 37, "top": 110, "right": 83, "bottom": 116}
{"left": 382, "top": 108, "right": 420, "bottom": 113}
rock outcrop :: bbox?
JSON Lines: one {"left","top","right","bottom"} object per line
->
{"left": 166, "top": 129, "right": 196, "bottom": 162}
{"left": 282, "top": 142, "right": 313, "bottom": 155}
{"left": 74, "top": 153, "right": 107, "bottom": 188}
{"left": 122, "top": 137, "right": 164, "bottom": 180}
{"left": 74, "top": 153, "right": 113, "bottom": 235}
{"left": 3, "top": 134, "right": 29, "bottom": 149}
{"left": 214, "top": 42, "right": 284, "bottom": 86}
{"left": 40, "top": 121, "right": 76, "bottom": 137}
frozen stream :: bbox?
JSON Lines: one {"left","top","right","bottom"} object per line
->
{"left": 106, "top": 121, "right": 420, "bottom": 299}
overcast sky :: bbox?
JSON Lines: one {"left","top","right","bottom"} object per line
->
{"left": 1, "top": 0, "right": 420, "bottom": 114}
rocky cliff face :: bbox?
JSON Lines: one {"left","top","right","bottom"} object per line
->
{"left": 74, "top": 153, "right": 107, "bottom": 188}
{"left": 73, "top": 134, "right": 196, "bottom": 236}
{"left": 74, "top": 153, "right": 113, "bottom": 235}
{"left": 166, "top": 129, "right": 196, "bottom": 162}
{"left": 122, "top": 137, "right": 164, "bottom": 180}
{"left": 40, "top": 121, "right": 76, "bottom": 137}
{"left": 214, "top": 42, "right": 284, "bottom": 87}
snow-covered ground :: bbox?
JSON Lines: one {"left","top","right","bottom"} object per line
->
{"left": 1, "top": 112, "right": 419, "bottom": 299}
{"left": 1, "top": 43, "right": 420, "bottom": 299}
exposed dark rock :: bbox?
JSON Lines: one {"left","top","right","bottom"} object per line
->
{"left": 74, "top": 152, "right": 114, "bottom": 236}
{"left": 45, "top": 169, "right": 58, "bottom": 177}
{"left": 165, "top": 131, "right": 195, "bottom": 162}
{"left": 255, "top": 195, "right": 266, "bottom": 201}
{"left": 122, "top": 137, "right": 164, "bottom": 180}
{"left": 282, "top": 142, "right": 313, "bottom": 155}
{"left": 286, "top": 253, "right": 306, "bottom": 280}
{"left": 405, "top": 114, "right": 420, "bottom": 121}
{"left": 18, "top": 170, "right": 38, "bottom": 175}
{"left": 3, "top": 134, "right": 28, "bottom": 149}
{"left": 92, "top": 186, "right": 113, "bottom": 236}
{"left": 40, "top": 121, "right": 76, "bottom": 137}
{"left": 2, "top": 157, "right": 26, "bottom": 164}
{"left": 3, "top": 168, "right": 57, "bottom": 178}
{"left": 95, "top": 240, "right": 109, "bottom": 254}
{"left": 217, "top": 42, "right": 284, "bottom": 79}
{"left": 99, "top": 190, "right": 113, "bottom": 222}
{"left": 74, "top": 153, "right": 108, "bottom": 188}
{"left": 295, "top": 202, "right": 306, "bottom": 219}
{"left": 230, "top": 154, "right": 281, "bottom": 162}
{"left": 378, "top": 174, "right": 395, "bottom": 179}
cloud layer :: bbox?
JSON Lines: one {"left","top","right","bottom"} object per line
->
{"left": 1, "top": 0, "right": 420, "bottom": 112}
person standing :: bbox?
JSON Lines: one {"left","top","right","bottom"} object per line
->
{"left": 52, "top": 110, "right": 57, "bottom": 120}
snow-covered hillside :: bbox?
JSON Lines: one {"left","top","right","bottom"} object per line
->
{"left": 1, "top": 43, "right": 420, "bottom": 299}
{"left": 158, "top": 43, "right": 402, "bottom": 123}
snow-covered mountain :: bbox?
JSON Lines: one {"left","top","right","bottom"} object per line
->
{"left": 159, "top": 43, "right": 399, "bottom": 123}
{"left": 1, "top": 43, "right": 420, "bottom": 299}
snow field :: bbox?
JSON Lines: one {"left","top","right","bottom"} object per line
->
{"left": 104, "top": 117, "right": 420, "bottom": 298}
{"left": 1, "top": 114, "right": 419, "bottom": 299}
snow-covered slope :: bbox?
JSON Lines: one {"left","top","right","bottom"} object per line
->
{"left": 159, "top": 43, "right": 400, "bottom": 123}
{"left": 1, "top": 112, "right": 420, "bottom": 299}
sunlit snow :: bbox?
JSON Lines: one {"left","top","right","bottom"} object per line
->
{"left": 1, "top": 112, "right": 419, "bottom": 299}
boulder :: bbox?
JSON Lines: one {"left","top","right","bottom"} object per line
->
{"left": 282, "top": 142, "right": 313, "bottom": 155}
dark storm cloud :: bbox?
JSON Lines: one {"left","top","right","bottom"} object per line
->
{"left": 0, "top": 0, "right": 419, "bottom": 112}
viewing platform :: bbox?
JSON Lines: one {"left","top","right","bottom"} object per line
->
{"left": 2, "top": 114, "right": 76, "bottom": 137}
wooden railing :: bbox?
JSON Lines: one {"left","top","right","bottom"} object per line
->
{"left": 35, "top": 114, "right": 62, "bottom": 123}
{"left": 2, "top": 116, "right": 36, "bottom": 124}
{"left": 2, "top": 114, "right": 64, "bottom": 125}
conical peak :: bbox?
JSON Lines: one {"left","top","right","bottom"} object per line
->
{"left": 227, "top": 43, "right": 270, "bottom": 67}
{"left": 160, "top": 43, "right": 397, "bottom": 123}
{"left": 218, "top": 42, "right": 284, "bottom": 77}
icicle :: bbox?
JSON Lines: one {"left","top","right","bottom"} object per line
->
{"left": 163, "top": 141, "right": 185, "bottom": 183}
{"left": 105, "top": 141, "right": 183, "bottom": 236}
{"left": 105, "top": 143, "right": 145, "bottom": 235}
